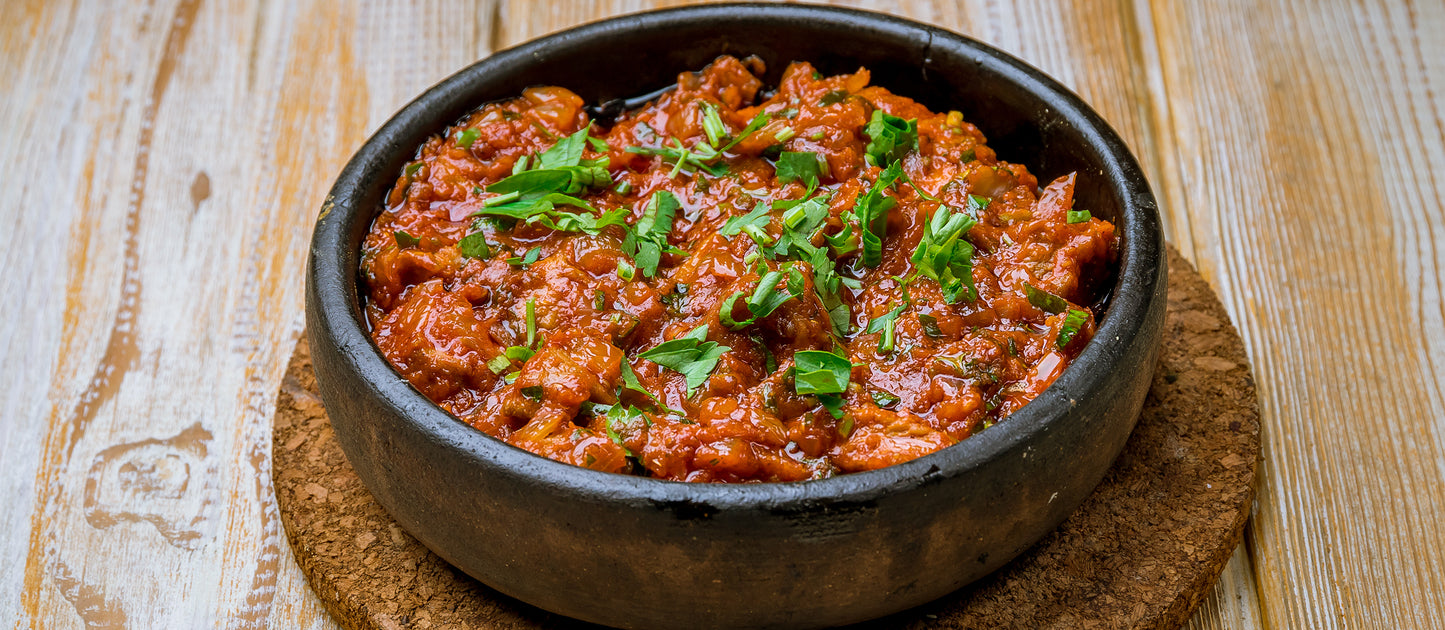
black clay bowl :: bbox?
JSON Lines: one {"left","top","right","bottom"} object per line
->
{"left": 305, "top": 4, "right": 1166, "bottom": 629}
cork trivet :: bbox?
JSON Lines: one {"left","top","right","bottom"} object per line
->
{"left": 273, "top": 246, "right": 1260, "bottom": 630}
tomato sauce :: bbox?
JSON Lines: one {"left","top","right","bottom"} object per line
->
{"left": 361, "top": 56, "right": 1116, "bottom": 482}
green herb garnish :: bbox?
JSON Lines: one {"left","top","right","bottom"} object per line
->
{"left": 622, "top": 191, "right": 682, "bottom": 278}
{"left": 457, "top": 232, "right": 491, "bottom": 259}
{"left": 639, "top": 324, "right": 731, "bottom": 397}
{"left": 917, "top": 313, "right": 944, "bottom": 337}
{"left": 720, "top": 112, "right": 772, "bottom": 151}
{"left": 1025, "top": 283, "right": 1069, "bottom": 314}
{"left": 819, "top": 90, "right": 850, "bottom": 106}
{"left": 719, "top": 268, "right": 804, "bottom": 330}
{"left": 473, "top": 126, "right": 612, "bottom": 220}
{"left": 1057, "top": 309, "right": 1089, "bottom": 348}
{"left": 627, "top": 139, "right": 729, "bottom": 177}
{"left": 720, "top": 202, "right": 774, "bottom": 247}
{"left": 793, "top": 350, "right": 851, "bottom": 395}
{"left": 699, "top": 101, "right": 727, "bottom": 148}
{"left": 456, "top": 128, "right": 481, "bottom": 148}
{"left": 393, "top": 230, "right": 421, "bottom": 249}
{"left": 775, "top": 151, "right": 826, "bottom": 191}
{"left": 794, "top": 349, "right": 852, "bottom": 419}
{"left": 506, "top": 247, "right": 541, "bottom": 268}
{"left": 524, "top": 298, "right": 537, "bottom": 348}
{"left": 870, "top": 389, "right": 901, "bottom": 408}
{"left": 1066, "top": 209, "right": 1092, "bottom": 224}
{"left": 864, "top": 110, "right": 918, "bottom": 166}
{"left": 909, "top": 201, "right": 981, "bottom": 304}
{"left": 856, "top": 161, "right": 903, "bottom": 267}
{"left": 865, "top": 302, "right": 909, "bottom": 353}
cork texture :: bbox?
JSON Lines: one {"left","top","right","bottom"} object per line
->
{"left": 273, "top": 247, "right": 1260, "bottom": 630}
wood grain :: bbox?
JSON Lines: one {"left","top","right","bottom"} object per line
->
{"left": 2, "top": 0, "right": 1441, "bottom": 628}
{"left": 1145, "top": 1, "right": 1445, "bottom": 627}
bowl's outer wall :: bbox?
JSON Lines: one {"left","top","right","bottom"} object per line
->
{"left": 306, "top": 5, "right": 1166, "bottom": 630}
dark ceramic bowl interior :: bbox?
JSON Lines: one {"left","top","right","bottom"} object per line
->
{"left": 305, "top": 4, "right": 1166, "bottom": 629}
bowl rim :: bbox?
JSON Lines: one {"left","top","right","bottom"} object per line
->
{"left": 309, "top": 2, "right": 1163, "bottom": 510}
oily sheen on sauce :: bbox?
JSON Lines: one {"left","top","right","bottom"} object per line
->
{"left": 361, "top": 56, "right": 1116, "bottom": 483}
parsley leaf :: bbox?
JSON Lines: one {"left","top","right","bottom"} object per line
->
{"left": 1025, "top": 283, "right": 1069, "bottom": 314}
{"left": 865, "top": 302, "right": 909, "bottom": 353}
{"left": 639, "top": 324, "right": 731, "bottom": 397}
{"left": 619, "top": 361, "right": 657, "bottom": 403}
{"left": 870, "top": 389, "right": 900, "bottom": 408}
{"left": 525, "top": 298, "right": 537, "bottom": 348}
{"left": 622, "top": 191, "right": 682, "bottom": 278}
{"left": 794, "top": 349, "right": 852, "bottom": 396}
{"left": 720, "top": 202, "right": 774, "bottom": 247}
{"left": 537, "top": 123, "right": 590, "bottom": 170}
{"left": 720, "top": 112, "right": 772, "bottom": 152}
{"left": 627, "top": 139, "right": 729, "bottom": 177}
{"left": 506, "top": 247, "right": 541, "bottom": 268}
{"left": 457, "top": 231, "right": 491, "bottom": 258}
{"left": 529, "top": 206, "right": 630, "bottom": 235}
{"left": 1067, "top": 209, "right": 1092, "bottom": 224}
{"left": 775, "top": 151, "right": 826, "bottom": 191}
{"left": 856, "top": 161, "right": 903, "bottom": 267}
{"left": 719, "top": 268, "right": 804, "bottom": 330}
{"left": 476, "top": 126, "right": 612, "bottom": 219}
{"left": 909, "top": 201, "right": 981, "bottom": 303}
{"left": 456, "top": 128, "right": 481, "bottom": 149}
{"left": 393, "top": 230, "right": 421, "bottom": 249}
{"left": 864, "top": 110, "right": 918, "bottom": 166}
{"left": 699, "top": 101, "right": 727, "bottom": 148}
{"left": 1057, "top": 309, "right": 1089, "bottom": 348}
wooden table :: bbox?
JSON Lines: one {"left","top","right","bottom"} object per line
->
{"left": 3, "top": 1, "right": 1441, "bottom": 628}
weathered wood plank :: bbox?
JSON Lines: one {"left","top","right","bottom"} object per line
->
{"left": 14, "top": 0, "right": 1443, "bottom": 628}
{"left": 1146, "top": 0, "right": 1445, "bottom": 627}
{"left": 0, "top": 1, "right": 497, "bottom": 627}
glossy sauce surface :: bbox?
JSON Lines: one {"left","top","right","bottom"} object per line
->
{"left": 362, "top": 57, "right": 1115, "bottom": 482}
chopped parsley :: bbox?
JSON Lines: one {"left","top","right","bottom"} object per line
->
{"left": 1057, "top": 309, "right": 1089, "bottom": 348}
{"left": 524, "top": 298, "right": 537, "bottom": 348}
{"left": 863, "top": 110, "right": 918, "bottom": 166}
{"left": 794, "top": 349, "right": 852, "bottom": 419}
{"left": 456, "top": 128, "right": 481, "bottom": 148}
{"left": 909, "top": 199, "right": 983, "bottom": 304}
{"left": 870, "top": 389, "right": 900, "bottom": 408}
{"left": 473, "top": 125, "right": 613, "bottom": 221}
{"left": 774, "top": 151, "right": 826, "bottom": 191}
{"left": 1067, "top": 209, "right": 1092, "bottom": 224}
{"left": 639, "top": 324, "right": 731, "bottom": 397}
{"left": 699, "top": 101, "right": 727, "bottom": 148}
{"left": 720, "top": 202, "right": 774, "bottom": 247}
{"left": 622, "top": 191, "right": 682, "bottom": 278}
{"left": 865, "top": 302, "right": 909, "bottom": 353}
{"left": 917, "top": 313, "right": 944, "bottom": 337}
{"left": 393, "top": 230, "right": 421, "bottom": 249}
{"left": 720, "top": 111, "right": 772, "bottom": 151}
{"left": 1025, "top": 283, "right": 1069, "bottom": 314}
{"left": 855, "top": 161, "right": 903, "bottom": 267}
{"left": 627, "top": 139, "right": 729, "bottom": 178}
{"left": 719, "top": 268, "right": 805, "bottom": 330}
{"left": 457, "top": 231, "right": 491, "bottom": 259}
{"left": 794, "top": 350, "right": 852, "bottom": 394}
{"left": 506, "top": 247, "right": 540, "bottom": 268}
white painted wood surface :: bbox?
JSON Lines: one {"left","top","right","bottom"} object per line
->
{"left": 2, "top": 1, "right": 1441, "bottom": 628}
